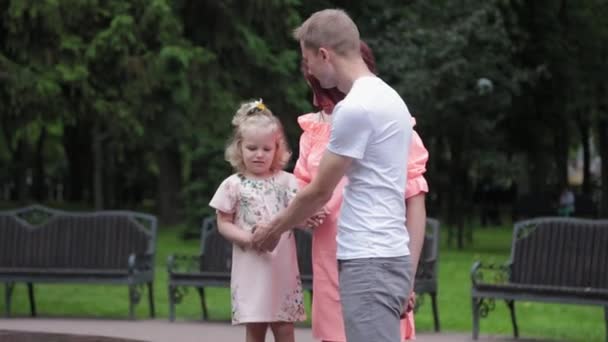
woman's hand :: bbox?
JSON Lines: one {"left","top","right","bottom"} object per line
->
{"left": 305, "top": 207, "right": 329, "bottom": 229}
{"left": 406, "top": 291, "right": 416, "bottom": 313}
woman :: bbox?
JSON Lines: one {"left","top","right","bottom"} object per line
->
{"left": 294, "top": 41, "right": 429, "bottom": 342}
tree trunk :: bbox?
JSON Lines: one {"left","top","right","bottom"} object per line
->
{"left": 576, "top": 114, "right": 592, "bottom": 195}
{"left": 92, "top": 123, "right": 105, "bottom": 210}
{"left": 527, "top": 147, "right": 548, "bottom": 195}
{"left": 32, "top": 127, "right": 48, "bottom": 201}
{"left": 63, "top": 122, "right": 93, "bottom": 203}
{"left": 447, "top": 135, "right": 468, "bottom": 249}
{"left": 105, "top": 145, "right": 117, "bottom": 208}
{"left": 554, "top": 122, "right": 569, "bottom": 189}
{"left": 425, "top": 134, "right": 443, "bottom": 219}
{"left": 599, "top": 118, "right": 608, "bottom": 217}
{"left": 157, "top": 143, "right": 182, "bottom": 224}
{"left": 12, "top": 139, "right": 28, "bottom": 202}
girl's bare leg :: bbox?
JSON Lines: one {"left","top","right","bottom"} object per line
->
{"left": 246, "top": 323, "right": 268, "bottom": 342}
{"left": 270, "top": 322, "right": 295, "bottom": 342}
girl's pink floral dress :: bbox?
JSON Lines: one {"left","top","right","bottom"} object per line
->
{"left": 294, "top": 112, "right": 429, "bottom": 341}
{"left": 209, "top": 171, "right": 306, "bottom": 325}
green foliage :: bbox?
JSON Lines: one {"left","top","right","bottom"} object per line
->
{"left": 176, "top": 0, "right": 308, "bottom": 223}
{"left": 371, "top": 1, "right": 519, "bottom": 135}
{"left": 1, "top": 0, "right": 608, "bottom": 220}
{"left": 358, "top": 1, "right": 528, "bottom": 221}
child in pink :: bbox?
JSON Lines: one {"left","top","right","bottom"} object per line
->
{"left": 210, "top": 100, "right": 312, "bottom": 342}
{"left": 294, "top": 41, "right": 429, "bottom": 342}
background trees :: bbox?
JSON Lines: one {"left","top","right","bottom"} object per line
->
{"left": 1, "top": 0, "right": 607, "bottom": 229}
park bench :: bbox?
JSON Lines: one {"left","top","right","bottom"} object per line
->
{"left": 167, "top": 216, "right": 441, "bottom": 329}
{"left": 470, "top": 217, "right": 608, "bottom": 341}
{"left": 0, "top": 205, "right": 157, "bottom": 320}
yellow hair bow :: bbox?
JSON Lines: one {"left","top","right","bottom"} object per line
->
{"left": 248, "top": 99, "right": 266, "bottom": 115}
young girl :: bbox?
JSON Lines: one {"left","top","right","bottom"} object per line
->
{"left": 209, "top": 100, "right": 307, "bottom": 342}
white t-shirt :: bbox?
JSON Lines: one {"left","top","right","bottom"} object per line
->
{"left": 328, "top": 76, "right": 412, "bottom": 260}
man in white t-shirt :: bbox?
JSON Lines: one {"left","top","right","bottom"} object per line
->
{"left": 252, "top": 9, "right": 426, "bottom": 342}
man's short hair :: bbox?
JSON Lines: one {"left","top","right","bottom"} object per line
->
{"left": 293, "top": 9, "right": 360, "bottom": 56}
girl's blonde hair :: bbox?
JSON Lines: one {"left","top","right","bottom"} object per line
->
{"left": 225, "top": 100, "right": 291, "bottom": 174}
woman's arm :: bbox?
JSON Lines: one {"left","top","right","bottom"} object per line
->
{"left": 405, "top": 129, "right": 429, "bottom": 271}
{"left": 293, "top": 128, "right": 329, "bottom": 229}
{"left": 293, "top": 130, "right": 313, "bottom": 189}
{"left": 406, "top": 193, "right": 426, "bottom": 275}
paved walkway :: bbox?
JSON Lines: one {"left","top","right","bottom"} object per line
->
{"left": 0, "top": 318, "right": 559, "bottom": 342}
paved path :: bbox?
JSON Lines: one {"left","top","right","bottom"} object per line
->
{"left": 0, "top": 318, "right": 560, "bottom": 342}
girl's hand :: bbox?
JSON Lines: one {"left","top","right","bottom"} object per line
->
{"left": 239, "top": 232, "right": 254, "bottom": 251}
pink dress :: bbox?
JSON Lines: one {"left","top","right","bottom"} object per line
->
{"left": 209, "top": 171, "right": 307, "bottom": 325}
{"left": 293, "top": 113, "right": 429, "bottom": 341}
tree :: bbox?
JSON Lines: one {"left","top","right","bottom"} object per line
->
{"left": 365, "top": 0, "right": 522, "bottom": 246}
{"left": 176, "top": 0, "right": 309, "bottom": 223}
{"left": 0, "top": 0, "right": 66, "bottom": 202}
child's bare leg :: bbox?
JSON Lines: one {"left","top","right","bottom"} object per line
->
{"left": 270, "top": 322, "right": 295, "bottom": 342}
{"left": 246, "top": 323, "right": 268, "bottom": 342}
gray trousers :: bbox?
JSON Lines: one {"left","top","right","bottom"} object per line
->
{"left": 338, "top": 256, "right": 413, "bottom": 342}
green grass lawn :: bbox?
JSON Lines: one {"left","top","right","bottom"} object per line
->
{"left": 1, "top": 224, "right": 605, "bottom": 341}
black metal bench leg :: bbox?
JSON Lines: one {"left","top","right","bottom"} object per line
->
{"left": 431, "top": 292, "right": 440, "bottom": 332}
{"left": 472, "top": 297, "right": 481, "bottom": 340}
{"left": 309, "top": 289, "right": 314, "bottom": 307}
{"left": 27, "top": 283, "right": 36, "bottom": 317}
{"left": 4, "top": 283, "right": 14, "bottom": 317}
{"left": 196, "top": 287, "right": 208, "bottom": 320}
{"left": 604, "top": 306, "right": 607, "bottom": 342}
{"left": 506, "top": 300, "right": 518, "bottom": 338}
{"left": 128, "top": 284, "right": 136, "bottom": 320}
{"left": 147, "top": 282, "right": 155, "bottom": 318}
{"left": 168, "top": 285, "right": 176, "bottom": 322}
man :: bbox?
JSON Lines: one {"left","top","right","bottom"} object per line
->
{"left": 252, "top": 9, "right": 426, "bottom": 342}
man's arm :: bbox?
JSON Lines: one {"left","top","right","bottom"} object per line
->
{"left": 252, "top": 150, "right": 351, "bottom": 250}
{"left": 405, "top": 193, "right": 426, "bottom": 275}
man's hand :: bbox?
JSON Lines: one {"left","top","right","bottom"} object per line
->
{"left": 251, "top": 222, "right": 281, "bottom": 252}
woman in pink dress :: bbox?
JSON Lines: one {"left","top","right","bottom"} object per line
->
{"left": 293, "top": 41, "right": 429, "bottom": 342}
